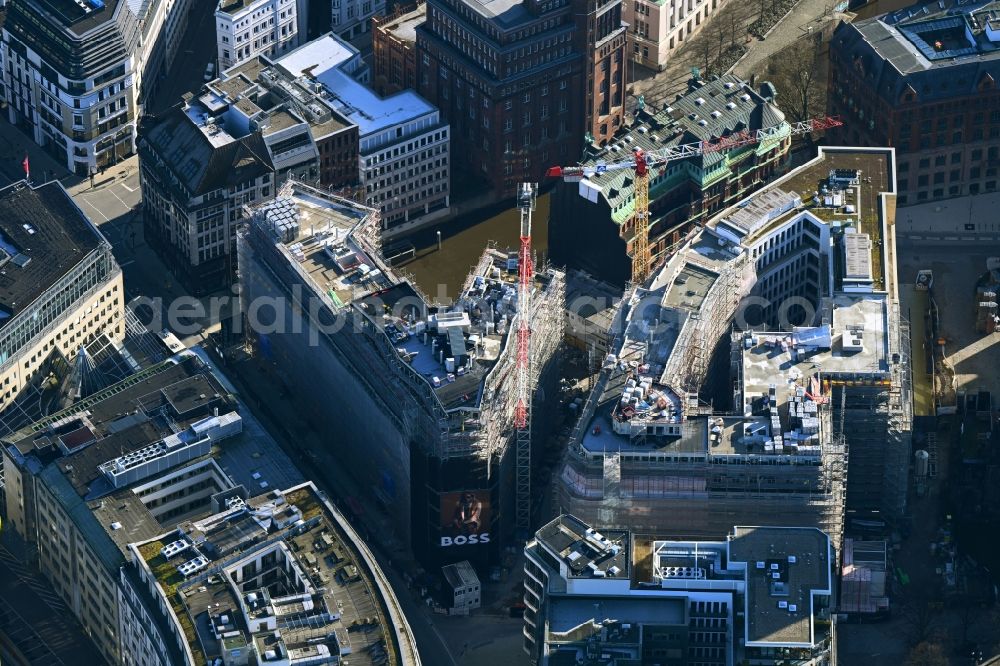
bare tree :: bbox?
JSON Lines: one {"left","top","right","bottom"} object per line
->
{"left": 904, "top": 642, "right": 948, "bottom": 666}
{"left": 765, "top": 36, "right": 827, "bottom": 122}
{"left": 729, "top": 11, "right": 739, "bottom": 47}
{"left": 700, "top": 38, "right": 712, "bottom": 77}
{"left": 714, "top": 20, "right": 727, "bottom": 60}
{"left": 900, "top": 601, "right": 942, "bottom": 647}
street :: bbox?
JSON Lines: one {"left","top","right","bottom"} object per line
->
{"left": 0, "top": 534, "right": 106, "bottom": 665}
{"left": 147, "top": 0, "right": 219, "bottom": 116}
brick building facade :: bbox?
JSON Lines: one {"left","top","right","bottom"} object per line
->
{"left": 416, "top": 0, "right": 626, "bottom": 199}
{"left": 549, "top": 76, "right": 791, "bottom": 286}
{"left": 372, "top": 4, "right": 424, "bottom": 95}
{"left": 828, "top": 3, "right": 1000, "bottom": 206}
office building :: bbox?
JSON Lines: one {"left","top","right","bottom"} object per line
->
{"left": 555, "top": 147, "right": 912, "bottom": 548}
{"left": 331, "top": 0, "right": 386, "bottom": 40}
{"left": 127, "top": 480, "right": 419, "bottom": 665}
{"left": 523, "top": 514, "right": 836, "bottom": 665}
{"left": 827, "top": 0, "right": 1000, "bottom": 205}
{"left": 274, "top": 35, "right": 451, "bottom": 236}
{"left": 238, "top": 182, "right": 564, "bottom": 568}
{"left": 627, "top": 0, "right": 730, "bottom": 71}
{"left": 215, "top": 0, "right": 304, "bottom": 70}
{"left": 138, "top": 99, "right": 280, "bottom": 294}
{"left": 1, "top": 348, "right": 418, "bottom": 665}
{"left": 0, "top": 351, "right": 301, "bottom": 662}
{"left": 372, "top": 3, "right": 424, "bottom": 96}
{"left": 1, "top": 0, "right": 191, "bottom": 174}
{"left": 0, "top": 180, "right": 124, "bottom": 413}
{"left": 416, "top": 0, "right": 627, "bottom": 199}
{"left": 212, "top": 51, "right": 361, "bottom": 190}
{"left": 549, "top": 74, "right": 791, "bottom": 287}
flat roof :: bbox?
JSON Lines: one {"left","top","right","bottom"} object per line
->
{"left": 31, "top": 0, "right": 123, "bottom": 34}
{"left": 575, "top": 147, "right": 897, "bottom": 464}
{"left": 741, "top": 293, "right": 890, "bottom": 389}
{"left": 276, "top": 34, "right": 361, "bottom": 80}
{"left": 136, "top": 483, "right": 397, "bottom": 666}
{"left": 442, "top": 560, "right": 479, "bottom": 589}
{"left": 535, "top": 514, "right": 630, "bottom": 579}
{"left": 381, "top": 3, "right": 426, "bottom": 42}
{"left": 216, "top": 0, "right": 268, "bottom": 14}
{"left": 276, "top": 35, "right": 437, "bottom": 137}
{"left": 0, "top": 181, "right": 106, "bottom": 330}
{"left": 729, "top": 526, "right": 831, "bottom": 646}
{"left": 5, "top": 349, "right": 304, "bottom": 555}
{"left": 548, "top": 596, "right": 686, "bottom": 635}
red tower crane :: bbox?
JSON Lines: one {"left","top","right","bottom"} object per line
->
{"left": 546, "top": 116, "right": 844, "bottom": 283}
{"left": 513, "top": 182, "right": 537, "bottom": 538}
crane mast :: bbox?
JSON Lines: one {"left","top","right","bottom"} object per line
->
{"left": 546, "top": 115, "right": 844, "bottom": 284}
{"left": 630, "top": 149, "right": 651, "bottom": 285}
{"left": 514, "top": 182, "right": 537, "bottom": 538}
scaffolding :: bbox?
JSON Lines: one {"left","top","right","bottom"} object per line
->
{"left": 666, "top": 251, "right": 751, "bottom": 403}
{"left": 829, "top": 303, "right": 911, "bottom": 522}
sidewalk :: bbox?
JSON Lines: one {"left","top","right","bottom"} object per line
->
{"left": 0, "top": 118, "right": 76, "bottom": 188}
{"left": 732, "top": 6, "right": 848, "bottom": 78}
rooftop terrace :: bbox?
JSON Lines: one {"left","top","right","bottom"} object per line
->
{"left": 135, "top": 483, "right": 403, "bottom": 666}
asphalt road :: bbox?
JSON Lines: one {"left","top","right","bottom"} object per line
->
{"left": 147, "top": 0, "right": 219, "bottom": 116}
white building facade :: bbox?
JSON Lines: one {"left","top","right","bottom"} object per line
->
{"left": 215, "top": 0, "right": 303, "bottom": 70}
{"left": 627, "top": 0, "right": 728, "bottom": 71}
{"left": 331, "top": 0, "right": 386, "bottom": 40}
{"left": 0, "top": 0, "right": 191, "bottom": 175}
{"left": 274, "top": 35, "right": 451, "bottom": 237}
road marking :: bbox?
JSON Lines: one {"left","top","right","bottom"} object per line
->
{"left": 109, "top": 187, "right": 132, "bottom": 209}
{"left": 120, "top": 182, "right": 137, "bottom": 192}
{"left": 78, "top": 196, "right": 108, "bottom": 221}
{"left": 120, "top": 260, "right": 135, "bottom": 267}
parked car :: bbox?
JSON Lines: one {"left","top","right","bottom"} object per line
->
{"left": 203, "top": 63, "right": 215, "bottom": 81}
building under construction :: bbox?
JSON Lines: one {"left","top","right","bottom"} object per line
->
{"left": 555, "top": 147, "right": 912, "bottom": 551}
{"left": 548, "top": 74, "right": 792, "bottom": 287}
{"left": 237, "top": 181, "right": 564, "bottom": 568}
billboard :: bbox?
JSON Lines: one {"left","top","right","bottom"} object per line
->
{"left": 439, "top": 491, "right": 491, "bottom": 547}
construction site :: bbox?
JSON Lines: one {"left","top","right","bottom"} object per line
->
{"left": 236, "top": 181, "right": 564, "bottom": 569}
{"left": 554, "top": 146, "right": 912, "bottom": 555}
